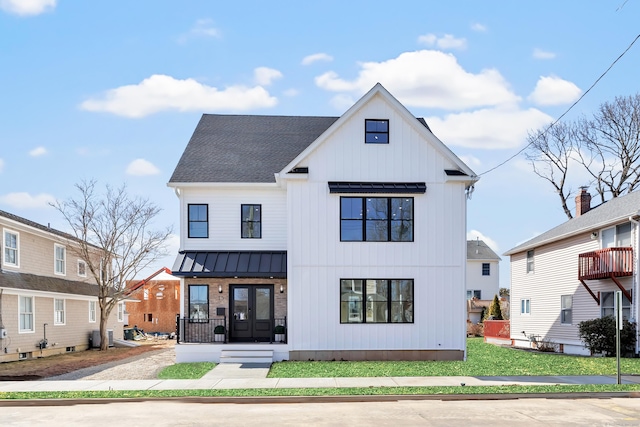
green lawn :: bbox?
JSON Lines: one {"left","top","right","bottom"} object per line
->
{"left": 268, "top": 338, "right": 640, "bottom": 378}
{"left": 157, "top": 362, "right": 215, "bottom": 379}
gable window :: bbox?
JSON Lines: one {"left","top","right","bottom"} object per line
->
{"left": 467, "top": 290, "right": 481, "bottom": 300}
{"left": 54, "top": 299, "right": 65, "bottom": 325}
{"left": 89, "top": 301, "right": 97, "bottom": 323}
{"left": 482, "top": 263, "right": 490, "bottom": 276}
{"left": 561, "top": 295, "right": 572, "bottom": 324}
{"left": 601, "top": 222, "right": 632, "bottom": 248}
{"left": 54, "top": 244, "right": 66, "bottom": 275}
{"left": 77, "top": 260, "right": 87, "bottom": 277}
{"left": 19, "top": 296, "right": 34, "bottom": 332}
{"left": 241, "top": 204, "right": 262, "bottom": 238}
{"left": 520, "top": 298, "right": 530, "bottom": 315}
{"left": 601, "top": 291, "right": 631, "bottom": 320}
{"left": 526, "top": 250, "right": 534, "bottom": 273}
{"left": 3, "top": 229, "right": 19, "bottom": 267}
{"left": 189, "top": 284, "right": 209, "bottom": 321}
{"left": 340, "top": 197, "right": 413, "bottom": 242}
{"left": 188, "top": 204, "right": 209, "bottom": 238}
{"left": 340, "top": 279, "right": 413, "bottom": 323}
{"left": 365, "top": 119, "right": 389, "bottom": 143}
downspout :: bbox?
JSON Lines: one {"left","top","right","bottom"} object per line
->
{"left": 629, "top": 213, "right": 640, "bottom": 355}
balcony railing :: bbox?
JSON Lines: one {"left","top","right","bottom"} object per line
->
{"left": 176, "top": 316, "right": 287, "bottom": 344}
{"left": 578, "top": 247, "right": 634, "bottom": 280}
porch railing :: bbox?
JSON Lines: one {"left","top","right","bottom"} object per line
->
{"left": 578, "top": 247, "right": 634, "bottom": 280}
{"left": 176, "top": 315, "right": 287, "bottom": 344}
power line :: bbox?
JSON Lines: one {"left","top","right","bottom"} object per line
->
{"left": 478, "top": 33, "right": 640, "bottom": 177}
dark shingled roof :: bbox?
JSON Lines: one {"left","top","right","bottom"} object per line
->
{"left": 0, "top": 209, "right": 78, "bottom": 242}
{"left": 169, "top": 114, "right": 339, "bottom": 183}
{"left": 0, "top": 270, "right": 98, "bottom": 296}
{"left": 467, "top": 240, "right": 501, "bottom": 261}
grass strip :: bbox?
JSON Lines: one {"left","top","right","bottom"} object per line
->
{"left": 157, "top": 362, "right": 215, "bottom": 379}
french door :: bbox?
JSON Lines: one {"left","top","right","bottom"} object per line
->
{"left": 230, "top": 285, "right": 273, "bottom": 342}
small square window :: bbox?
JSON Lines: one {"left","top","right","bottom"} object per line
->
{"left": 365, "top": 119, "right": 389, "bottom": 143}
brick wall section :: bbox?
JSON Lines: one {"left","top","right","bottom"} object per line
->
{"left": 126, "top": 279, "right": 181, "bottom": 334}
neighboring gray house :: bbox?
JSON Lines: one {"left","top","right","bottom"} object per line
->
{"left": 505, "top": 188, "right": 639, "bottom": 355}
{"left": 169, "top": 83, "right": 478, "bottom": 363}
{"left": 0, "top": 210, "right": 123, "bottom": 362}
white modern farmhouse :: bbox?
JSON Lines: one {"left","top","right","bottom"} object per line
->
{"left": 168, "top": 83, "right": 478, "bottom": 363}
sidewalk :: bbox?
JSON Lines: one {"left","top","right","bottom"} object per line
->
{"left": 1, "top": 362, "right": 640, "bottom": 393}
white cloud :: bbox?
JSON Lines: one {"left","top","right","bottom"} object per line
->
{"left": 427, "top": 106, "right": 553, "bottom": 149}
{"left": 177, "top": 18, "right": 221, "bottom": 43}
{"left": 528, "top": 75, "right": 582, "bottom": 106}
{"left": 29, "top": 146, "right": 47, "bottom": 157}
{"left": 126, "top": 158, "right": 160, "bottom": 176}
{"left": 329, "top": 94, "right": 356, "bottom": 111}
{"left": 532, "top": 48, "right": 556, "bottom": 60}
{"left": 0, "top": 158, "right": 4, "bottom": 173}
{"left": 254, "top": 67, "right": 283, "bottom": 86}
{"left": 417, "top": 34, "right": 467, "bottom": 50}
{"left": 471, "top": 23, "right": 487, "bottom": 32}
{"left": 0, "top": 192, "right": 55, "bottom": 209}
{"left": 316, "top": 50, "right": 520, "bottom": 111}
{"left": 283, "top": 88, "right": 299, "bottom": 97}
{"left": 302, "top": 53, "right": 333, "bottom": 65}
{"left": 80, "top": 74, "right": 278, "bottom": 118}
{"left": 459, "top": 154, "right": 482, "bottom": 169}
{"left": 0, "top": 0, "right": 55, "bottom": 16}
{"left": 467, "top": 230, "right": 500, "bottom": 253}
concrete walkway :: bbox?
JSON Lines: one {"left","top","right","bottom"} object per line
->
{"left": 1, "top": 362, "right": 640, "bottom": 392}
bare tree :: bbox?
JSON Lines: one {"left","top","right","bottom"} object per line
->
{"left": 52, "top": 180, "right": 172, "bottom": 350}
{"left": 527, "top": 93, "right": 640, "bottom": 219}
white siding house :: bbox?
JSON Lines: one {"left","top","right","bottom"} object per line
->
{"left": 466, "top": 239, "right": 501, "bottom": 324}
{"left": 505, "top": 188, "right": 640, "bottom": 356}
{"left": 168, "top": 84, "right": 478, "bottom": 362}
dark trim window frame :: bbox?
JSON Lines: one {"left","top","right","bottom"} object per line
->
{"left": 365, "top": 119, "right": 389, "bottom": 144}
{"left": 188, "top": 204, "right": 209, "bottom": 238}
{"left": 241, "top": 204, "right": 262, "bottom": 239}
{"left": 340, "top": 197, "right": 414, "bottom": 242}
{"left": 188, "top": 284, "right": 209, "bottom": 322}
{"left": 340, "top": 279, "right": 414, "bottom": 324}
{"left": 482, "top": 263, "right": 490, "bottom": 276}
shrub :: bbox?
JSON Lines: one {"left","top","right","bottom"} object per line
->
{"left": 577, "top": 316, "right": 636, "bottom": 357}
{"left": 486, "top": 294, "right": 503, "bottom": 320}
{"left": 467, "top": 322, "right": 483, "bottom": 337}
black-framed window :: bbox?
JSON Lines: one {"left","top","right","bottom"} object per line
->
{"left": 241, "top": 204, "right": 261, "bottom": 238}
{"left": 188, "top": 204, "right": 208, "bottom": 238}
{"left": 482, "top": 263, "right": 490, "bottom": 276}
{"left": 189, "top": 284, "right": 209, "bottom": 321}
{"left": 340, "top": 279, "right": 413, "bottom": 323}
{"left": 561, "top": 295, "right": 572, "bottom": 324}
{"left": 340, "top": 197, "right": 413, "bottom": 241}
{"left": 365, "top": 119, "right": 389, "bottom": 143}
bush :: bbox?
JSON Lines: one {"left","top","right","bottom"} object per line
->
{"left": 577, "top": 316, "right": 636, "bottom": 357}
{"left": 486, "top": 294, "right": 503, "bottom": 320}
{"left": 467, "top": 322, "right": 483, "bottom": 337}
{"left": 214, "top": 325, "right": 225, "bottom": 334}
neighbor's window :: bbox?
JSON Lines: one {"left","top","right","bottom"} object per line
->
{"left": 54, "top": 244, "right": 66, "bottom": 275}
{"left": 89, "top": 301, "right": 97, "bottom": 323}
{"left": 241, "top": 204, "right": 262, "bottom": 238}
{"left": 561, "top": 295, "right": 572, "bottom": 324}
{"left": 601, "top": 222, "right": 632, "bottom": 248}
{"left": 340, "top": 279, "right": 413, "bottom": 323}
{"left": 365, "top": 119, "right": 389, "bottom": 143}
{"left": 19, "top": 295, "right": 34, "bottom": 332}
{"left": 77, "top": 260, "right": 87, "bottom": 277}
{"left": 520, "top": 298, "right": 531, "bottom": 315}
{"left": 482, "top": 263, "right": 490, "bottom": 276}
{"left": 54, "top": 298, "right": 65, "bottom": 325}
{"left": 340, "top": 197, "right": 413, "bottom": 242}
{"left": 467, "top": 290, "right": 481, "bottom": 300}
{"left": 117, "top": 302, "right": 125, "bottom": 322}
{"left": 601, "top": 291, "right": 631, "bottom": 320}
{"left": 526, "top": 250, "right": 534, "bottom": 273}
{"left": 188, "top": 204, "right": 209, "bottom": 238}
{"left": 3, "top": 229, "right": 19, "bottom": 267}
{"left": 189, "top": 284, "right": 209, "bottom": 321}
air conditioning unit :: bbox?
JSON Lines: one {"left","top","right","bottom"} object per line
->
{"left": 0, "top": 328, "right": 7, "bottom": 339}
{"left": 92, "top": 329, "right": 114, "bottom": 348}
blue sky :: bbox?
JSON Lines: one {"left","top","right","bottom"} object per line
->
{"left": 1, "top": 1, "right": 639, "bottom": 286}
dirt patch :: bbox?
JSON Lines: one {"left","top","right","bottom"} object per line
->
{"left": 0, "top": 339, "right": 175, "bottom": 381}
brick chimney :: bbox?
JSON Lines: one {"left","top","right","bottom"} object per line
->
{"left": 575, "top": 187, "right": 591, "bottom": 217}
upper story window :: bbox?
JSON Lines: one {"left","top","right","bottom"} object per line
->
{"left": 601, "top": 222, "right": 631, "bottom": 248}
{"left": 340, "top": 279, "right": 413, "bottom": 323}
{"left": 341, "top": 197, "right": 413, "bottom": 242}
{"left": 188, "top": 204, "right": 209, "bottom": 238}
{"left": 482, "top": 263, "right": 490, "bottom": 276}
{"left": 241, "top": 204, "right": 262, "bottom": 238}
{"left": 526, "top": 250, "right": 534, "bottom": 273}
{"left": 77, "top": 260, "right": 87, "bottom": 277}
{"left": 54, "top": 244, "right": 66, "bottom": 275}
{"left": 365, "top": 119, "right": 389, "bottom": 144}
{"left": 3, "top": 229, "right": 19, "bottom": 267}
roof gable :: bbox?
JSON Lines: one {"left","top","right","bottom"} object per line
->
{"left": 467, "top": 240, "right": 501, "bottom": 260}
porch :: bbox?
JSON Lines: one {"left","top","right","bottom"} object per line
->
{"left": 578, "top": 247, "right": 634, "bottom": 304}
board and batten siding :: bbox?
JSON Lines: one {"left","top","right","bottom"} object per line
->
{"left": 286, "top": 94, "right": 469, "bottom": 354}
{"left": 179, "top": 187, "right": 287, "bottom": 251}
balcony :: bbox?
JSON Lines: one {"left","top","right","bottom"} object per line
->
{"left": 578, "top": 247, "right": 633, "bottom": 280}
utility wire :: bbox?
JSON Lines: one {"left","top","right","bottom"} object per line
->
{"left": 478, "top": 33, "right": 640, "bottom": 177}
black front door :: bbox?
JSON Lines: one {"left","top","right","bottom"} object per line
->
{"left": 230, "top": 285, "right": 273, "bottom": 342}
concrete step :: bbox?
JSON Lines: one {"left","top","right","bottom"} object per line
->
{"left": 219, "top": 349, "right": 273, "bottom": 364}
